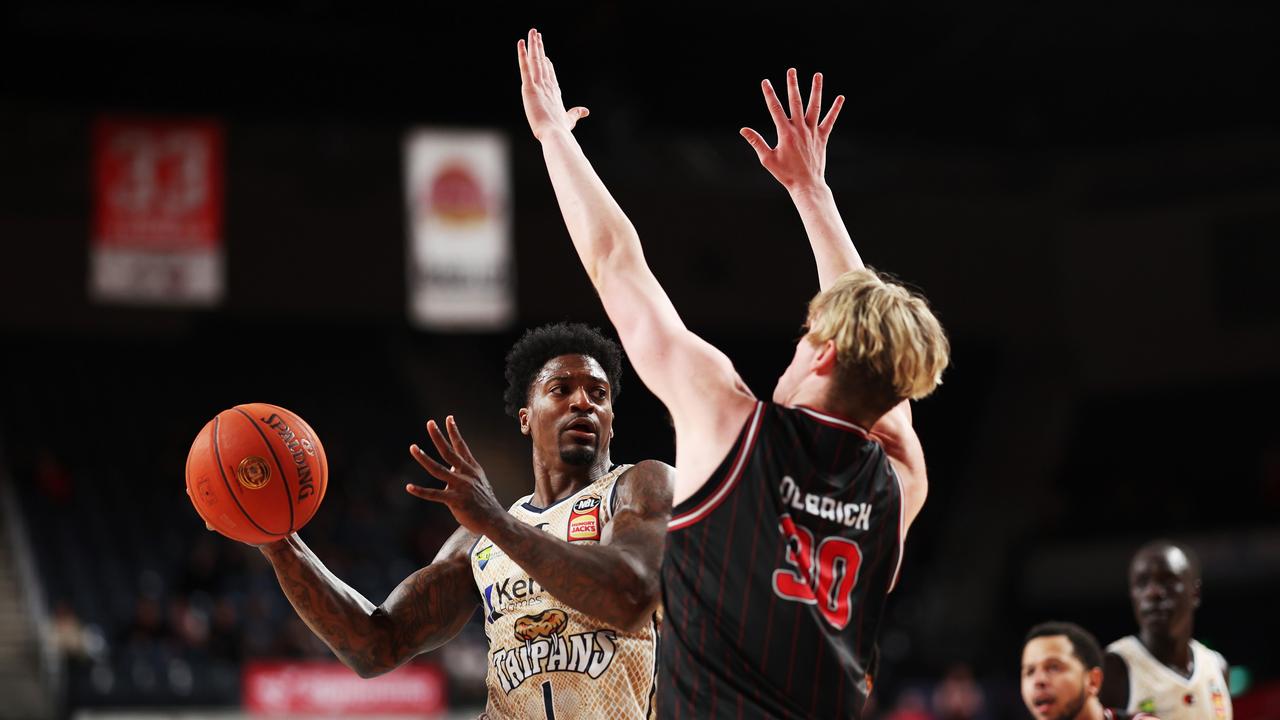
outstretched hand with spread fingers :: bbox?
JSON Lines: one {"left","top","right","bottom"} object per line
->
{"left": 741, "top": 68, "right": 845, "bottom": 191}
{"left": 407, "top": 416, "right": 507, "bottom": 536}
{"left": 517, "top": 28, "right": 589, "bottom": 141}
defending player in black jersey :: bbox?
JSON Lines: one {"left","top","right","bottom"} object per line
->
{"left": 517, "top": 29, "right": 949, "bottom": 718}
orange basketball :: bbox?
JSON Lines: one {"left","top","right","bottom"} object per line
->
{"left": 185, "top": 403, "right": 328, "bottom": 545}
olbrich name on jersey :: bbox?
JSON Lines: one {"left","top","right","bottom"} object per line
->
{"left": 779, "top": 475, "right": 873, "bottom": 529}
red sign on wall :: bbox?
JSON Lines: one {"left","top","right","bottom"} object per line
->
{"left": 242, "top": 660, "right": 447, "bottom": 716}
{"left": 90, "top": 117, "right": 224, "bottom": 305}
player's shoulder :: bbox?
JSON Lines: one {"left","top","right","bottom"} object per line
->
{"left": 613, "top": 460, "right": 675, "bottom": 513}
{"left": 1106, "top": 634, "right": 1140, "bottom": 654}
{"left": 1105, "top": 708, "right": 1161, "bottom": 720}
{"left": 1189, "top": 637, "right": 1229, "bottom": 671}
{"left": 618, "top": 459, "right": 675, "bottom": 481}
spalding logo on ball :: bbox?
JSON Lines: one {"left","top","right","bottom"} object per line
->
{"left": 185, "top": 403, "right": 329, "bottom": 545}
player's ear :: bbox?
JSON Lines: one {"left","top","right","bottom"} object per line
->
{"left": 519, "top": 408, "right": 531, "bottom": 436}
{"left": 1085, "top": 666, "right": 1103, "bottom": 696}
{"left": 811, "top": 338, "right": 839, "bottom": 375}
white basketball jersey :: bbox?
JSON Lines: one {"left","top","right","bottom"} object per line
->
{"left": 1107, "top": 635, "right": 1232, "bottom": 720}
{"left": 470, "top": 465, "right": 658, "bottom": 719}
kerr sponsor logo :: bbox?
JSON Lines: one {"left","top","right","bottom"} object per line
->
{"left": 567, "top": 495, "right": 602, "bottom": 542}
{"left": 491, "top": 609, "right": 617, "bottom": 694}
{"left": 779, "top": 475, "right": 872, "bottom": 530}
{"left": 484, "top": 575, "right": 544, "bottom": 616}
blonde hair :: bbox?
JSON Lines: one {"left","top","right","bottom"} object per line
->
{"left": 806, "top": 268, "right": 949, "bottom": 409}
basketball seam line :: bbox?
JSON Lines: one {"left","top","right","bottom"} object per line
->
{"left": 233, "top": 406, "right": 296, "bottom": 534}
{"left": 212, "top": 414, "right": 284, "bottom": 539}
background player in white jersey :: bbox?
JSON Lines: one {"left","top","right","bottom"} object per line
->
{"left": 1100, "top": 541, "right": 1232, "bottom": 720}
{"left": 1022, "top": 621, "right": 1160, "bottom": 720}
{"left": 516, "top": 28, "right": 948, "bottom": 717}
{"left": 253, "top": 322, "right": 674, "bottom": 719}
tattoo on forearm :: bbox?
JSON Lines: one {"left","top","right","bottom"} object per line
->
{"left": 265, "top": 536, "right": 478, "bottom": 677}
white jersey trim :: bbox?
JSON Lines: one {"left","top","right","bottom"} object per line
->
{"left": 668, "top": 402, "right": 764, "bottom": 531}
{"left": 796, "top": 406, "right": 871, "bottom": 436}
{"left": 889, "top": 463, "right": 906, "bottom": 593}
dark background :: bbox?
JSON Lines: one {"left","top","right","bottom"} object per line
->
{"left": 1, "top": 1, "right": 1278, "bottom": 717}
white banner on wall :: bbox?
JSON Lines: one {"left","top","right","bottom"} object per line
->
{"left": 404, "top": 129, "right": 513, "bottom": 330}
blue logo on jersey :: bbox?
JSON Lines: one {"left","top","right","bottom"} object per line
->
{"left": 482, "top": 584, "right": 502, "bottom": 624}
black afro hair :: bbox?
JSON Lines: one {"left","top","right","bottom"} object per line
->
{"left": 503, "top": 322, "right": 624, "bottom": 418}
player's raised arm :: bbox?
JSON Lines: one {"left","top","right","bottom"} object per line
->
{"left": 517, "top": 29, "right": 754, "bottom": 487}
{"left": 745, "top": 68, "right": 936, "bottom": 529}
{"left": 258, "top": 527, "right": 479, "bottom": 678}
{"left": 741, "top": 68, "right": 859, "bottom": 289}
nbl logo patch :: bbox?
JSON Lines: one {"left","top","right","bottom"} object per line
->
{"left": 567, "top": 495, "right": 601, "bottom": 542}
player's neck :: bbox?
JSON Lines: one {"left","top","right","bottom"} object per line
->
{"left": 528, "top": 452, "right": 611, "bottom": 507}
{"left": 787, "top": 380, "right": 884, "bottom": 431}
{"left": 1076, "top": 697, "right": 1109, "bottom": 720}
{"left": 1138, "top": 629, "right": 1193, "bottom": 673}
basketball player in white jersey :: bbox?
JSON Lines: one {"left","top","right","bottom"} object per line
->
{"left": 253, "top": 322, "right": 673, "bottom": 719}
{"left": 1100, "top": 541, "right": 1232, "bottom": 720}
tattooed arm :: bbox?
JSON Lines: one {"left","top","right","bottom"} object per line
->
{"left": 409, "top": 420, "right": 674, "bottom": 634}
{"left": 490, "top": 460, "right": 673, "bottom": 632}
{"left": 258, "top": 526, "right": 480, "bottom": 678}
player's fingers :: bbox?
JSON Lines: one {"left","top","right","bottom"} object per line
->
{"left": 805, "top": 72, "right": 823, "bottom": 128}
{"left": 761, "top": 79, "right": 789, "bottom": 130}
{"left": 739, "top": 127, "right": 772, "bottom": 162}
{"left": 517, "top": 39, "right": 531, "bottom": 85}
{"left": 424, "top": 419, "right": 466, "bottom": 469}
{"left": 546, "top": 56, "right": 558, "bottom": 86}
{"left": 404, "top": 483, "right": 447, "bottom": 504}
{"left": 786, "top": 68, "right": 804, "bottom": 123}
{"left": 410, "top": 443, "right": 458, "bottom": 485}
{"left": 533, "top": 28, "right": 545, "bottom": 65}
{"left": 445, "top": 416, "right": 479, "bottom": 468}
{"left": 526, "top": 30, "right": 542, "bottom": 83}
{"left": 818, "top": 95, "right": 845, "bottom": 137}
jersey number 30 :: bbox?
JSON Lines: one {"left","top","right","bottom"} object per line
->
{"left": 771, "top": 514, "right": 863, "bottom": 630}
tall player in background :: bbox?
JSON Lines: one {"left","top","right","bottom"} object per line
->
{"left": 518, "top": 29, "right": 949, "bottom": 719}
{"left": 249, "top": 323, "right": 673, "bottom": 719}
{"left": 1100, "top": 541, "right": 1232, "bottom": 720}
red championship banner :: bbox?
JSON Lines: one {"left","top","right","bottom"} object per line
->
{"left": 404, "top": 129, "right": 513, "bottom": 329}
{"left": 243, "top": 660, "right": 447, "bottom": 716}
{"left": 91, "top": 117, "right": 224, "bottom": 305}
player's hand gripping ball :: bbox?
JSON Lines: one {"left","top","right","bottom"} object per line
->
{"left": 185, "top": 403, "right": 328, "bottom": 545}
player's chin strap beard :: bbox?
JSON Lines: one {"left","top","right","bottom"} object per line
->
{"left": 560, "top": 446, "right": 597, "bottom": 466}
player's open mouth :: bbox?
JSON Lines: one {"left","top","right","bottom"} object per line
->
{"left": 563, "top": 418, "right": 597, "bottom": 441}
{"left": 1032, "top": 697, "right": 1054, "bottom": 714}
{"left": 1139, "top": 603, "right": 1173, "bottom": 620}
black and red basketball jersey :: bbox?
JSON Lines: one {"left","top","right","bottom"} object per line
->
{"left": 658, "top": 401, "right": 905, "bottom": 719}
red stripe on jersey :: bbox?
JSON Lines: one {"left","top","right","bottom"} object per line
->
{"left": 669, "top": 402, "right": 765, "bottom": 530}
